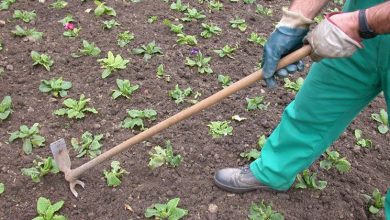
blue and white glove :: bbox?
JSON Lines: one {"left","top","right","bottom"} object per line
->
{"left": 262, "top": 9, "right": 313, "bottom": 88}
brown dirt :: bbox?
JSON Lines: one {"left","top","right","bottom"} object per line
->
{"left": 0, "top": 0, "right": 389, "bottom": 219}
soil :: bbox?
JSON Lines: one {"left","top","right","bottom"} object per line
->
{"left": 0, "top": 0, "right": 389, "bottom": 219}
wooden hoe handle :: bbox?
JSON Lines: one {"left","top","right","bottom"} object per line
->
{"left": 68, "top": 45, "right": 312, "bottom": 180}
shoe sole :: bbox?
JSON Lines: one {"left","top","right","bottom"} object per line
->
{"left": 213, "top": 174, "right": 269, "bottom": 194}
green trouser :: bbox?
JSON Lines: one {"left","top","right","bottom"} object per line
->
{"left": 249, "top": 0, "right": 390, "bottom": 217}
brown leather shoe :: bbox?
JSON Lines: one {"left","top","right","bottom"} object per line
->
{"left": 214, "top": 165, "right": 268, "bottom": 193}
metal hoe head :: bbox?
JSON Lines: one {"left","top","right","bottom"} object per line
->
{"left": 50, "top": 138, "right": 85, "bottom": 197}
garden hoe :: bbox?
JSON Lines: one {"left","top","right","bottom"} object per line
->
{"left": 50, "top": 45, "right": 312, "bottom": 197}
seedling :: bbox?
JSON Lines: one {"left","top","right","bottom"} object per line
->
{"left": 145, "top": 198, "right": 188, "bottom": 220}
{"left": 31, "top": 51, "right": 54, "bottom": 71}
{"left": 257, "top": 134, "right": 267, "bottom": 148}
{"left": 51, "top": 0, "right": 67, "bottom": 9}
{"left": 58, "top": 14, "right": 74, "bottom": 26}
{"left": 230, "top": 18, "right": 247, "bottom": 32}
{"left": 354, "top": 129, "right": 373, "bottom": 148}
{"left": 72, "top": 40, "right": 101, "bottom": 57}
{"left": 284, "top": 77, "right": 304, "bottom": 92}
{"left": 208, "top": 1, "right": 223, "bottom": 11}
{"left": 256, "top": 4, "right": 273, "bottom": 16}
{"left": 0, "top": 183, "right": 4, "bottom": 194}
{"left": 181, "top": 8, "right": 206, "bottom": 22}
{"left": 148, "top": 140, "right": 183, "bottom": 170}
{"left": 334, "top": 0, "right": 344, "bottom": 5}
{"left": 0, "top": 96, "right": 12, "bottom": 121}
{"left": 248, "top": 200, "right": 284, "bottom": 220}
{"left": 217, "top": 74, "right": 232, "bottom": 88}
{"left": 248, "top": 32, "right": 267, "bottom": 46}
{"left": 243, "top": 0, "right": 255, "bottom": 3}
{"left": 71, "top": 131, "right": 103, "bottom": 158}
{"left": 163, "top": 19, "right": 184, "bottom": 34}
{"left": 147, "top": 15, "right": 158, "bottom": 24}
{"left": 185, "top": 52, "right": 213, "bottom": 74}
{"left": 12, "top": 25, "right": 43, "bottom": 41}
{"left": 319, "top": 150, "right": 351, "bottom": 173}
{"left": 208, "top": 121, "right": 233, "bottom": 138}
{"left": 294, "top": 169, "right": 327, "bottom": 190}
{"left": 176, "top": 33, "right": 197, "bottom": 46}
{"left": 94, "top": 0, "right": 116, "bottom": 16}
{"left": 103, "top": 161, "right": 128, "bottom": 187}
{"left": 168, "top": 84, "right": 200, "bottom": 104}
{"left": 9, "top": 123, "right": 45, "bottom": 154}
{"left": 362, "top": 188, "right": 385, "bottom": 215}
{"left": 156, "top": 64, "right": 171, "bottom": 81}
{"left": 97, "top": 51, "right": 129, "bottom": 78}
{"left": 170, "top": 0, "right": 188, "bottom": 12}
{"left": 371, "top": 109, "right": 388, "bottom": 134}
{"left": 117, "top": 31, "right": 135, "bottom": 47}
{"left": 63, "top": 26, "right": 80, "bottom": 38}
{"left": 33, "top": 197, "right": 66, "bottom": 220}
{"left": 54, "top": 94, "right": 98, "bottom": 119}
{"left": 246, "top": 96, "right": 269, "bottom": 111}
{"left": 133, "top": 41, "right": 162, "bottom": 60}
{"left": 13, "top": 10, "right": 36, "bottom": 23}
{"left": 214, "top": 45, "right": 237, "bottom": 59}
{"left": 122, "top": 109, "right": 157, "bottom": 130}
{"left": 39, "top": 77, "right": 72, "bottom": 97}
{"left": 240, "top": 149, "right": 260, "bottom": 161}
{"left": 0, "top": 0, "right": 16, "bottom": 10}
{"left": 201, "top": 23, "right": 222, "bottom": 38}
{"left": 102, "top": 19, "right": 120, "bottom": 29}
{"left": 21, "top": 156, "right": 59, "bottom": 182}
{"left": 0, "top": 38, "right": 2, "bottom": 51}
{"left": 112, "top": 79, "right": 139, "bottom": 99}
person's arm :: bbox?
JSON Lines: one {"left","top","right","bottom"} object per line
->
{"left": 289, "top": 0, "right": 330, "bottom": 19}
{"left": 367, "top": 2, "right": 390, "bottom": 34}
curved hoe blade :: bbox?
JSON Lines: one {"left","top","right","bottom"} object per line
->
{"left": 50, "top": 138, "right": 71, "bottom": 173}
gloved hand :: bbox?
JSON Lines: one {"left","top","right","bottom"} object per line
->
{"left": 305, "top": 12, "right": 362, "bottom": 61}
{"left": 262, "top": 8, "right": 313, "bottom": 88}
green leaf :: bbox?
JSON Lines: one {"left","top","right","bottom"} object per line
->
{"left": 378, "top": 124, "right": 388, "bottom": 134}
{"left": 369, "top": 205, "right": 380, "bottom": 214}
{"left": 37, "top": 197, "right": 51, "bottom": 215}
{"left": 0, "top": 183, "right": 4, "bottom": 194}
{"left": 23, "top": 139, "right": 33, "bottom": 154}
{"left": 51, "top": 200, "right": 64, "bottom": 212}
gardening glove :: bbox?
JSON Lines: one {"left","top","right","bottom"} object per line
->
{"left": 304, "top": 13, "right": 362, "bottom": 61}
{"left": 262, "top": 8, "right": 313, "bottom": 88}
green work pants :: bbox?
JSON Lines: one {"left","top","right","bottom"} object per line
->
{"left": 249, "top": 0, "right": 390, "bottom": 217}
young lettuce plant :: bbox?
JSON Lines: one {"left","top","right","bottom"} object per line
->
{"left": 39, "top": 78, "right": 72, "bottom": 97}
{"left": 94, "top": 0, "right": 116, "bottom": 16}
{"left": 208, "top": 1, "right": 223, "bottom": 12}
{"left": 176, "top": 33, "right": 197, "bottom": 46}
{"left": 0, "top": 183, "right": 4, "bottom": 194}
{"left": 248, "top": 200, "right": 284, "bottom": 220}
{"left": 31, "top": 51, "right": 54, "bottom": 71}
{"left": 208, "top": 121, "right": 233, "bottom": 138}
{"left": 246, "top": 96, "right": 269, "bottom": 111}
{"left": 122, "top": 109, "right": 157, "bottom": 130}
{"left": 284, "top": 77, "right": 304, "bottom": 92}
{"left": 0, "top": 96, "right": 12, "bottom": 121}
{"left": 117, "top": 31, "right": 135, "bottom": 47}
{"left": 98, "top": 51, "right": 129, "bottom": 78}
{"left": 72, "top": 40, "right": 101, "bottom": 57}
{"left": 9, "top": 123, "right": 45, "bottom": 154}
{"left": 0, "top": 0, "right": 16, "bottom": 10}
{"left": 51, "top": 0, "right": 67, "bottom": 9}
{"left": 58, "top": 14, "right": 74, "bottom": 26}
{"left": 354, "top": 129, "right": 373, "bottom": 148}
{"left": 256, "top": 4, "right": 273, "bottom": 16}
{"left": 133, "top": 41, "right": 162, "bottom": 60}
{"left": 13, "top": 10, "right": 36, "bottom": 23}
{"left": 214, "top": 45, "right": 237, "bottom": 59}
{"left": 201, "top": 23, "right": 222, "bottom": 38}
{"left": 103, "top": 161, "right": 128, "bottom": 187}
{"left": 147, "top": 15, "right": 158, "bottom": 24}
{"left": 54, "top": 94, "right": 98, "bottom": 119}
{"left": 181, "top": 8, "right": 206, "bottom": 22}
{"left": 71, "top": 131, "right": 104, "bottom": 158}
{"left": 248, "top": 32, "right": 267, "bottom": 46}
{"left": 12, "top": 25, "right": 43, "bottom": 41}
{"left": 156, "top": 64, "right": 171, "bottom": 81}
{"left": 240, "top": 135, "right": 267, "bottom": 161}
{"left": 148, "top": 140, "right": 183, "bottom": 170}
{"left": 163, "top": 19, "right": 184, "bottom": 34}
{"left": 112, "top": 79, "right": 139, "bottom": 100}
{"left": 371, "top": 109, "right": 388, "bottom": 134}
{"left": 319, "top": 150, "right": 351, "bottom": 173}
{"left": 33, "top": 197, "right": 66, "bottom": 220}
{"left": 21, "top": 156, "right": 59, "bottom": 183}
{"left": 294, "top": 169, "right": 327, "bottom": 190}
{"left": 168, "top": 84, "right": 200, "bottom": 104}
{"left": 170, "top": 0, "right": 188, "bottom": 12}
{"left": 102, "top": 19, "right": 120, "bottom": 29}
{"left": 230, "top": 18, "right": 247, "bottom": 32}
{"left": 217, "top": 74, "right": 232, "bottom": 88}
{"left": 362, "top": 188, "right": 385, "bottom": 215}
{"left": 185, "top": 52, "right": 213, "bottom": 74}
{"left": 145, "top": 198, "right": 188, "bottom": 220}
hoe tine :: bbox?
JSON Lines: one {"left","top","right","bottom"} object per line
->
{"left": 70, "top": 179, "right": 85, "bottom": 198}
{"left": 50, "top": 138, "right": 71, "bottom": 173}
